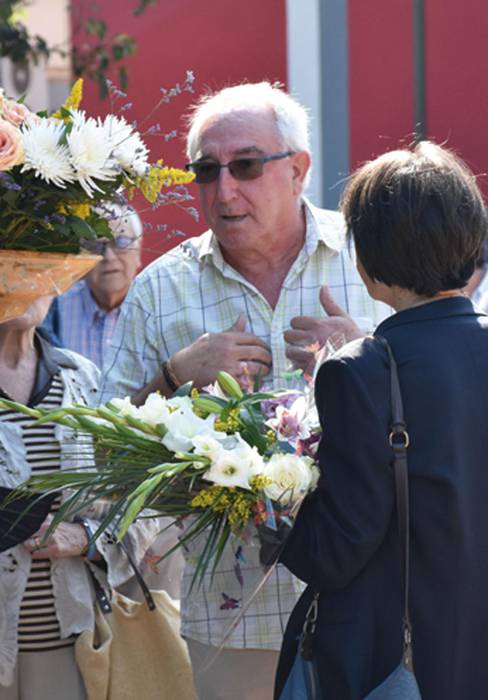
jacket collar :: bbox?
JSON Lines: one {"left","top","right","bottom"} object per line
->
{"left": 36, "top": 332, "right": 79, "bottom": 372}
{"left": 375, "top": 296, "right": 485, "bottom": 335}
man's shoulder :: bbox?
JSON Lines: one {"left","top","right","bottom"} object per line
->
{"left": 138, "top": 230, "right": 213, "bottom": 280}
{"left": 57, "top": 280, "right": 85, "bottom": 308}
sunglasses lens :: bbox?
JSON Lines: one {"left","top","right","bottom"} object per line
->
{"left": 193, "top": 162, "right": 221, "bottom": 184}
{"left": 229, "top": 158, "right": 263, "bottom": 180}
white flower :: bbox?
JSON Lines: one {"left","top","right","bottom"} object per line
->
{"left": 103, "top": 114, "right": 149, "bottom": 177}
{"left": 230, "top": 434, "right": 265, "bottom": 475}
{"left": 20, "top": 119, "right": 75, "bottom": 187}
{"left": 262, "top": 453, "right": 318, "bottom": 505}
{"left": 192, "top": 434, "right": 225, "bottom": 460}
{"left": 203, "top": 450, "right": 254, "bottom": 490}
{"left": 161, "top": 410, "right": 219, "bottom": 452}
{"left": 67, "top": 110, "right": 118, "bottom": 196}
{"left": 137, "top": 392, "right": 171, "bottom": 424}
{"left": 109, "top": 396, "right": 140, "bottom": 418}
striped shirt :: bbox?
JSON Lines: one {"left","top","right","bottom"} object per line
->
{"left": 0, "top": 373, "right": 73, "bottom": 653}
{"left": 100, "top": 199, "right": 389, "bottom": 649}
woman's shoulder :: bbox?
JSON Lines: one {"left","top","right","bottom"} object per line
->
{"left": 57, "top": 347, "right": 100, "bottom": 390}
{"left": 315, "top": 336, "right": 388, "bottom": 399}
{"left": 321, "top": 335, "right": 387, "bottom": 374}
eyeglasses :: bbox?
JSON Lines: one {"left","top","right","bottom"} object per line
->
{"left": 185, "top": 151, "right": 294, "bottom": 184}
{"left": 82, "top": 236, "right": 138, "bottom": 256}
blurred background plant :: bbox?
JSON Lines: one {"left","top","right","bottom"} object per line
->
{"left": 0, "top": 0, "right": 157, "bottom": 97}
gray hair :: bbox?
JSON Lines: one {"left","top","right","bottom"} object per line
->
{"left": 101, "top": 203, "right": 143, "bottom": 241}
{"left": 186, "top": 82, "right": 311, "bottom": 162}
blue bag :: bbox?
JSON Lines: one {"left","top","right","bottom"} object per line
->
{"left": 364, "top": 660, "right": 422, "bottom": 699}
{"left": 279, "top": 594, "right": 321, "bottom": 700}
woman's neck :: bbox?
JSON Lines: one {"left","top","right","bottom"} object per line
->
{"left": 0, "top": 327, "right": 37, "bottom": 367}
{"left": 392, "top": 288, "right": 465, "bottom": 312}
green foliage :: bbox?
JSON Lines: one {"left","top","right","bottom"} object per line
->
{"left": 0, "top": 0, "right": 155, "bottom": 97}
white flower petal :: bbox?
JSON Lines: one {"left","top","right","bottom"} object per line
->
{"left": 20, "top": 119, "right": 75, "bottom": 186}
{"left": 67, "top": 111, "right": 118, "bottom": 197}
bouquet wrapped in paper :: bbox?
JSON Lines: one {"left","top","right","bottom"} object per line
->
{"left": 1, "top": 372, "right": 320, "bottom": 588}
{"left": 0, "top": 76, "right": 195, "bottom": 322}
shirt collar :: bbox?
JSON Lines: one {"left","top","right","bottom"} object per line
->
{"left": 196, "top": 197, "right": 346, "bottom": 266}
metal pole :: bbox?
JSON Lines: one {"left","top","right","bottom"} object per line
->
{"left": 413, "top": 0, "right": 426, "bottom": 142}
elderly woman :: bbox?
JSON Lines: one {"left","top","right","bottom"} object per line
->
{"left": 0, "top": 295, "right": 159, "bottom": 700}
{"left": 275, "top": 142, "right": 488, "bottom": 699}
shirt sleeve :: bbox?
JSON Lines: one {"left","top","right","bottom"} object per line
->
{"left": 280, "top": 351, "right": 395, "bottom": 591}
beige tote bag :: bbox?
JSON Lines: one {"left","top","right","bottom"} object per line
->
{"left": 75, "top": 568, "right": 196, "bottom": 700}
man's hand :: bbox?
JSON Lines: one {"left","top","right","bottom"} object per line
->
{"left": 284, "top": 285, "right": 364, "bottom": 374}
{"left": 24, "top": 514, "right": 89, "bottom": 559}
{"left": 170, "top": 314, "right": 272, "bottom": 389}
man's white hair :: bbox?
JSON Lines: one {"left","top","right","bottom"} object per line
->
{"left": 186, "top": 81, "right": 311, "bottom": 162}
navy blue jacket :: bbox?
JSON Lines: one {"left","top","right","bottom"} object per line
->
{"left": 275, "top": 297, "right": 488, "bottom": 699}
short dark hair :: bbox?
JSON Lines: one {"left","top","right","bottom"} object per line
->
{"left": 341, "top": 141, "right": 487, "bottom": 296}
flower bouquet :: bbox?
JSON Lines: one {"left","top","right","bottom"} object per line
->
{"left": 0, "top": 77, "right": 194, "bottom": 322}
{"left": 0, "top": 373, "right": 320, "bottom": 588}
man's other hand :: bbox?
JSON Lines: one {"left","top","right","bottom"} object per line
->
{"left": 284, "top": 285, "right": 364, "bottom": 374}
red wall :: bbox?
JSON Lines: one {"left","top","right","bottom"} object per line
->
{"left": 72, "top": 0, "right": 287, "bottom": 266}
{"left": 348, "top": 0, "right": 488, "bottom": 196}
{"left": 425, "top": 0, "right": 488, "bottom": 194}
{"left": 348, "top": 0, "right": 415, "bottom": 170}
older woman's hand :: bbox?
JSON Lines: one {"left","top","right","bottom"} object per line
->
{"left": 24, "top": 514, "right": 89, "bottom": 559}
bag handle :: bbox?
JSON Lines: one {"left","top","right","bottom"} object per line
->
{"left": 375, "top": 335, "right": 414, "bottom": 672}
{"left": 86, "top": 537, "right": 156, "bottom": 615}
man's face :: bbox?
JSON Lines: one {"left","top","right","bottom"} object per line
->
{"left": 85, "top": 216, "right": 141, "bottom": 305}
{"left": 195, "top": 109, "right": 308, "bottom": 255}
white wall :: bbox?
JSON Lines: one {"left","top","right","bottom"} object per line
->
{"left": 286, "top": 0, "right": 323, "bottom": 207}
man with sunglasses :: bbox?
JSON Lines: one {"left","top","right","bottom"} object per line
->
{"left": 41, "top": 205, "right": 143, "bottom": 369}
{"left": 100, "top": 82, "right": 387, "bottom": 699}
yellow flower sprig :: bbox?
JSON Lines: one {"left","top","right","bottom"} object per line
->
{"left": 214, "top": 407, "right": 241, "bottom": 433}
{"left": 51, "top": 79, "right": 83, "bottom": 121}
{"left": 128, "top": 159, "right": 195, "bottom": 204}
{"left": 57, "top": 202, "right": 91, "bottom": 219}
{"left": 190, "top": 474, "right": 273, "bottom": 533}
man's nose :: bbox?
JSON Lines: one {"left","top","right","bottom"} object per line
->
{"left": 215, "top": 166, "right": 238, "bottom": 201}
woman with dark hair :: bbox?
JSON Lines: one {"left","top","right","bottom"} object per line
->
{"left": 274, "top": 141, "right": 488, "bottom": 699}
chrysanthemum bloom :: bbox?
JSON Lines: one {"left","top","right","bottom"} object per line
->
{"left": 20, "top": 119, "right": 74, "bottom": 186}
{"left": 67, "top": 111, "right": 118, "bottom": 197}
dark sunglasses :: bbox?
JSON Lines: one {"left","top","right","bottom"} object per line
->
{"left": 185, "top": 151, "right": 294, "bottom": 184}
{"left": 82, "top": 235, "right": 138, "bottom": 256}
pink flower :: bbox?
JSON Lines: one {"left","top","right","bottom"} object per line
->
{"left": 0, "top": 119, "right": 24, "bottom": 170}
{"left": 2, "top": 99, "right": 30, "bottom": 127}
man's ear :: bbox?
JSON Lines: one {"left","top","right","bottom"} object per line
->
{"left": 291, "top": 151, "right": 311, "bottom": 195}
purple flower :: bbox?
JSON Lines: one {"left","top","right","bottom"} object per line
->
{"left": 261, "top": 393, "right": 301, "bottom": 418}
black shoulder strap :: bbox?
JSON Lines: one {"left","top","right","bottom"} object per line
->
{"left": 87, "top": 538, "right": 156, "bottom": 615}
{"left": 375, "top": 334, "right": 414, "bottom": 671}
